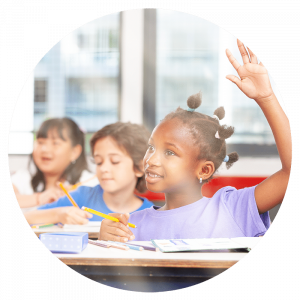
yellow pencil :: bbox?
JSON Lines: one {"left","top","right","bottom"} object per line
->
{"left": 58, "top": 182, "right": 79, "bottom": 208}
{"left": 81, "top": 206, "right": 137, "bottom": 228}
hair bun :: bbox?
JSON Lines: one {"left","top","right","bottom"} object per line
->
{"left": 218, "top": 125, "right": 234, "bottom": 140}
{"left": 226, "top": 152, "right": 239, "bottom": 169}
{"left": 213, "top": 107, "right": 225, "bottom": 120}
{"left": 187, "top": 91, "right": 202, "bottom": 110}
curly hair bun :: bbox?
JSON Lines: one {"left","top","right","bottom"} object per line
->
{"left": 213, "top": 107, "right": 225, "bottom": 120}
{"left": 187, "top": 91, "right": 202, "bottom": 110}
{"left": 226, "top": 152, "right": 239, "bottom": 169}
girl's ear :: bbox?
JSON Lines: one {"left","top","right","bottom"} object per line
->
{"left": 134, "top": 160, "right": 144, "bottom": 178}
{"left": 70, "top": 144, "right": 82, "bottom": 162}
{"left": 196, "top": 160, "right": 215, "bottom": 181}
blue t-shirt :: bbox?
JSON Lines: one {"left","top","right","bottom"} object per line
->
{"left": 38, "top": 184, "right": 153, "bottom": 221}
{"left": 129, "top": 186, "right": 271, "bottom": 240}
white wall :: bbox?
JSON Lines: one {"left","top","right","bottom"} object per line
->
{"left": 120, "top": 9, "right": 144, "bottom": 124}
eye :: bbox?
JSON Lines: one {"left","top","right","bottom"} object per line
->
{"left": 147, "top": 144, "right": 155, "bottom": 152}
{"left": 111, "top": 161, "right": 120, "bottom": 165}
{"left": 165, "top": 150, "right": 175, "bottom": 156}
{"left": 37, "top": 139, "right": 44, "bottom": 145}
{"left": 91, "top": 158, "right": 102, "bottom": 166}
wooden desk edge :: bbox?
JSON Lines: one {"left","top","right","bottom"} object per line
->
{"left": 58, "top": 257, "right": 238, "bottom": 269}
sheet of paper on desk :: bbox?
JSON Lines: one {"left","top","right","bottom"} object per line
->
{"left": 63, "top": 221, "right": 102, "bottom": 229}
{"left": 230, "top": 237, "right": 261, "bottom": 250}
{"left": 151, "top": 238, "right": 251, "bottom": 253}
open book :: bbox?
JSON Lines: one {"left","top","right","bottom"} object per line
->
{"left": 151, "top": 237, "right": 261, "bottom": 253}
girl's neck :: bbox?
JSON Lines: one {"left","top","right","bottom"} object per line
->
{"left": 103, "top": 187, "right": 143, "bottom": 213}
{"left": 44, "top": 173, "right": 64, "bottom": 189}
{"left": 160, "top": 185, "right": 203, "bottom": 211}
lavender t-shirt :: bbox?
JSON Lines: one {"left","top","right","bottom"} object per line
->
{"left": 129, "top": 186, "right": 270, "bottom": 241}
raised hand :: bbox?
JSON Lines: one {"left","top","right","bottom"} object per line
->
{"left": 226, "top": 39, "right": 274, "bottom": 104}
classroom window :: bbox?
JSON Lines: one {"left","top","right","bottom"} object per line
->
{"left": 34, "top": 79, "right": 47, "bottom": 114}
{"left": 144, "top": 10, "right": 276, "bottom": 152}
{"left": 156, "top": 10, "right": 219, "bottom": 123}
{"left": 33, "top": 13, "right": 120, "bottom": 135}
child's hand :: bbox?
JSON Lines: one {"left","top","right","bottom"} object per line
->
{"left": 37, "top": 187, "right": 65, "bottom": 205}
{"left": 56, "top": 207, "right": 92, "bottom": 225}
{"left": 226, "top": 39, "right": 274, "bottom": 104}
{"left": 99, "top": 213, "right": 135, "bottom": 242}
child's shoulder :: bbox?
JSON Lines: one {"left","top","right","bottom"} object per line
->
{"left": 72, "top": 184, "right": 102, "bottom": 198}
{"left": 212, "top": 186, "right": 256, "bottom": 198}
{"left": 11, "top": 168, "right": 31, "bottom": 180}
{"left": 137, "top": 197, "right": 154, "bottom": 210}
{"left": 211, "top": 185, "right": 257, "bottom": 203}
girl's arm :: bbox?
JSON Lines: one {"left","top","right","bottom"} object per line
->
{"left": 13, "top": 184, "right": 65, "bottom": 208}
{"left": 24, "top": 207, "right": 92, "bottom": 225}
{"left": 226, "top": 40, "right": 291, "bottom": 214}
{"left": 13, "top": 185, "right": 40, "bottom": 208}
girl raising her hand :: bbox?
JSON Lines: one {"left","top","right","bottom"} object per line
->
{"left": 100, "top": 39, "right": 291, "bottom": 242}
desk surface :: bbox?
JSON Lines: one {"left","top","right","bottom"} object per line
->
{"left": 55, "top": 243, "right": 247, "bottom": 269}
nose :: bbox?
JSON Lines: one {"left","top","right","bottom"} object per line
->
{"left": 144, "top": 149, "right": 161, "bottom": 168}
{"left": 98, "top": 159, "right": 110, "bottom": 173}
{"left": 40, "top": 142, "right": 51, "bottom": 153}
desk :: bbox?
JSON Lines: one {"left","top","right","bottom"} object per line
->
{"left": 55, "top": 244, "right": 248, "bottom": 292}
{"left": 33, "top": 225, "right": 99, "bottom": 239}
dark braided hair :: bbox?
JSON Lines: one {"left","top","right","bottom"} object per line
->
{"left": 162, "top": 91, "right": 239, "bottom": 183}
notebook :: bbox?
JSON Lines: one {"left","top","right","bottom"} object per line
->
{"left": 151, "top": 237, "right": 260, "bottom": 253}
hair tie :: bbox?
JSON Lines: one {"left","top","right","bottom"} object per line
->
{"left": 215, "top": 131, "right": 220, "bottom": 139}
{"left": 212, "top": 115, "right": 219, "bottom": 121}
{"left": 223, "top": 155, "right": 229, "bottom": 162}
{"left": 187, "top": 107, "right": 195, "bottom": 112}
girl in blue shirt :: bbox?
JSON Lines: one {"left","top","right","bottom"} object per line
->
{"left": 25, "top": 122, "right": 153, "bottom": 224}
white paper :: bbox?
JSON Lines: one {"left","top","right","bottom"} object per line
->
{"left": 63, "top": 221, "right": 102, "bottom": 228}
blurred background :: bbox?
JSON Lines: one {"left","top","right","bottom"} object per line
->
{"left": 8, "top": 9, "right": 282, "bottom": 220}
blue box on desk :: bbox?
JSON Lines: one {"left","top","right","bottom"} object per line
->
{"left": 39, "top": 232, "right": 88, "bottom": 253}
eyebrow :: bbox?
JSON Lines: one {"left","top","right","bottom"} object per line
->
{"left": 165, "top": 142, "right": 181, "bottom": 151}
{"left": 149, "top": 138, "right": 181, "bottom": 151}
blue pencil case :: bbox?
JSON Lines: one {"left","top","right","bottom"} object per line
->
{"left": 39, "top": 232, "right": 88, "bottom": 253}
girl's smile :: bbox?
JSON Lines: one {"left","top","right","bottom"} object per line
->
{"left": 145, "top": 168, "right": 164, "bottom": 183}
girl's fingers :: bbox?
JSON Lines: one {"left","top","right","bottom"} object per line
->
{"left": 226, "top": 75, "right": 242, "bottom": 90}
{"left": 259, "top": 61, "right": 265, "bottom": 67}
{"left": 69, "top": 212, "right": 89, "bottom": 224}
{"left": 99, "top": 217, "right": 134, "bottom": 242}
{"left": 225, "top": 49, "right": 241, "bottom": 72}
{"left": 118, "top": 213, "right": 130, "bottom": 225}
{"left": 109, "top": 221, "right": 133, "bottom": 237}
{"left": 237, "top": 39, "right": 250, "bottom": 64}
{"left": 247, "top": 47, "right": 258, "bottom": 64}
